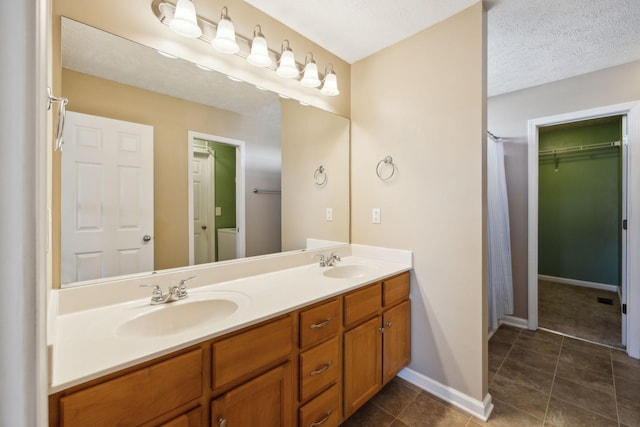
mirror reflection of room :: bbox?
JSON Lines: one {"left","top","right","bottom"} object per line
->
{"left": 55, "top": 18, "right": 350, "bottom": 288}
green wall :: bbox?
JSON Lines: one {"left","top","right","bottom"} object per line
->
{"left": 194, "top": 139, "right": 237, "bottom": 261}
{"left": 209, "top": 142, "right": 236, "bottom": 261}
{"left": 538, "top": 116, "right": 622, "bottom": 286}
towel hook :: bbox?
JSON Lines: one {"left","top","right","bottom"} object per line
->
{"left": 48, "top": 87, "right": 69, "bottom": 152}
{"left": 314, "top": 165, "right": 327, "bottom": 186}
{"left": 376, "top": 156, "right": 396, "bottom": 181}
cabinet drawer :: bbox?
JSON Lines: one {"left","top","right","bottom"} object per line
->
{"left": 382, "top": 272, "right": 410, "bottom": 307}
{"left": 299, "top": 298, "right": 339, "bottom": 348}
{"left": 299, "top": 336, "right": 339, "bottom": 401}
{"left": 212, "top": 316, "right": 292, "bottom": 389}
{"left": 299, "top": 384, "right": 340, "bottom": 427}
{"left": 59, "top": 349, "right": 202, "bottom": 427}
{"left": 343, "top": 283, "right": 382, "bottom": 327}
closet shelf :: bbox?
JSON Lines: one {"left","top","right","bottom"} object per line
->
{"left": 539, "top": 140, "right": 620, "bottom": 156}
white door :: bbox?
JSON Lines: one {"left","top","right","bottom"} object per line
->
{"left": 61, "top": 112, "right": 154, "bottom": 285}
{"left": 192, "top": 149, "right": 215, "bottom": 264}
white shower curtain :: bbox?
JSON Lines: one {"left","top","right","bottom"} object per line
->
{"left": 487, "top": 137, "right": 514, "bottom": 331}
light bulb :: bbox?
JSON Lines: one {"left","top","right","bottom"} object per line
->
{"left": 212, "top": 7, "right": 239, "bottom": 54}
{"left": 169, "top": 0, "right": 202, "bottom": 38}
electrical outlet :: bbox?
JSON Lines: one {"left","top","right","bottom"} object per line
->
{"left": 372, "top": 208, "right": 381, "bottom": 224}
{"left": 326, "top": 207, "right": 333, "bottom": 221}
{"left": 215, "top": 207, "right": 222, "bottom": 216}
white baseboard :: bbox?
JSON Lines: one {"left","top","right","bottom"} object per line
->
{"left": 500, "top": 315, "right": 528, "bottom": 329}
{"left": 397, "top": 368, "right": 494, "bottom": 421}
{"left": 538, "top": 275, "right": 619, "bottom": 293}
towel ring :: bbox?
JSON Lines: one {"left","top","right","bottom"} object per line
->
{"left": 314, "top": 165, "right": 327, "bottom": 186}
{"left": 47, "top": 87, "right": 68, "bottom": 152}
{"left": 376, "top": 156, "right": 396, "bottom": 181}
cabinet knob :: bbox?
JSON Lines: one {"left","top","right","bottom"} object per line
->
{"left": 386, "top": 322, "right": 393, "bottom": 328}
{"left": 378, "top": 327, "right": 385, "bottom": 333}
{"left": 218, "top": 417, "right": 228, "bottom": 427}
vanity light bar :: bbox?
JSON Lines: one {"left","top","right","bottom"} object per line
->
{"left": 151, "top": 0, "right": 339, "bottom": 97}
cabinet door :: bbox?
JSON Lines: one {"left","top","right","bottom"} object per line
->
{"left": 343, "top": 316, "right": 382, "bottom": 417}
{"left": 212, "top": 363, "right": 292, "bottom": 427}
{"left": 382, "top": 300, "right": 411, "bottom": 384}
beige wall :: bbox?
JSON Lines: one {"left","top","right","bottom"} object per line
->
{"left": 53, "top": 0, "right": 350, "bottom": 117}
{"left": 351, "top": 3, "right": 487, "bottom": 401}
{"left": 488, "top": 59, "right": 640, "bottom": 318}
{"left": 57, "top": 69, "right": 281, "bottom": 285}
{"left": 281, "top": 100, "right": 350, "bottom": 250}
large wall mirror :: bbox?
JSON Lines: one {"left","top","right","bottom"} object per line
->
{"left": 55, "top": 17, "right": 350, "bottom": 288}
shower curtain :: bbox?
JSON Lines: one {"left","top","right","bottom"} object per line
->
{"left": 487, "top": 137, "right": 514, "bottom": 331}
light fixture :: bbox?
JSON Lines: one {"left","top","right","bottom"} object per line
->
{"left": 247, "top": 25, "right": 272, "bottom": 67}
{"left": 320, "top": 64, "right": 340, "bottom": 96}
{"left": 276, "top": 40, "right": 299, "bottom": 78}
{"left": 212, "top": 6, "right": 239, "bottom": 54}
{"left": 169, "top": 0, "right": 202, "bottom": 38}
{"left": 300, "top": 53, "right": 321, "bottom": 88}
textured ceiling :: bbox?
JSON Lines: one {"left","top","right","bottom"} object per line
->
{"left": 246, "top": 0, "right": 640, "bottom": 96}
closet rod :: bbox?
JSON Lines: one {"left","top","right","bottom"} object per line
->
{"left": 539, "top": 140, "right": 620, "bottom": 156}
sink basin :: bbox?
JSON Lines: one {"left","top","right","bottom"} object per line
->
{"left": 322, "top": 264, "right": 370, "bottom": 279}
{"left": 116, "top": 299, "right": 238, "bottom": 338}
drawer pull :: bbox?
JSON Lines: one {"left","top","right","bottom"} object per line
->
{"left": 218, "top": 417, "right": 228, "bottom": 427}
{"left": 310, "top": 317, "right": 332, "bottom": 329}
{"left": 309, "top": 361, "right": 333, "bottom": 376}
{"left": 310, "top": 410, "right": 333, "bottom": 427}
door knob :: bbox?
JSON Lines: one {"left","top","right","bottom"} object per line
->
{"left": 142, "top": 235, "right": 151, "bottom": 242}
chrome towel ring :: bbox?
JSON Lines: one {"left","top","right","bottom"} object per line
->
{"left": 376, "top": 156, "right": 396, "bottom": 181}
{"left": 47, "top": 87, "right": 69, "bottom": 152}
{"left": 314, "top": 165, "right": 327, "bottom": 185}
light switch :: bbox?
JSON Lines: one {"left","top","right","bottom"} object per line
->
{"left": 372, "top": 208, "right": 381, "bottom": 224}
{"left": 215, "top": 207, "right": 222, "bottom": 216}
{"left": 326, "top": 207, "right": 333, "bottom": 221}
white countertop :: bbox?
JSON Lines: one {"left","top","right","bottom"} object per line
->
{"left": 49, "top": 247, "right": 412, "bottom": 394}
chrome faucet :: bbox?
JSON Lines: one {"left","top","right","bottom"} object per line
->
{"left": 140, "top": 276, "right": 196, "bottom": 305}
{"left": 318, "top": 252, "right": 341, "bottom": 267}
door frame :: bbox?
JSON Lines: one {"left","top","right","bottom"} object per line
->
{"left": 527, "top": 101, "right": 640, "bottom": 358}
{"left": 187, "top": 131, "right": 246, "bottom": 265}
{"left": 192, "top": 146, "right": 216, "bottom": 263}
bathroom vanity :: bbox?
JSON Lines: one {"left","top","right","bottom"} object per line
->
{"left": 47, "top": 247, "right": 411, "bottom": 426}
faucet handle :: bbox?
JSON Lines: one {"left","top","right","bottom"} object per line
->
{"left": 179, "top": 276, "right": 197, "bottom": 286}
{"left": 140, "top": 284, "right": 164, "bottom": 303}
{"left": 177, "top": 276, "right": 196, "bottom": 299}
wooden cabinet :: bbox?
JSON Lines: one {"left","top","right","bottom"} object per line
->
{"left": 49, "top": 271, "right": 411, "bottom": 427}
{"left": 299, "top": 384, "right": 340, "bottom": 427}
{"left": 343, "top": 316, "right": 382, "bottom": 416}
{"left": 212, "top": 316, "right": 292, "bottom": 389}
{"left": 343, "top": 272, "right": 411, "bottom": 418}
{"left": 211, "top": 363, "right": 292, "bottom": 427}
{"left": 57, "top": 349, "right": 202, "bottom": 427}
{"left": 382, "top": 300, "right": 411, "bottom": 384}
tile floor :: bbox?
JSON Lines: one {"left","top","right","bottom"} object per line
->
{"left": 538, "top": 280, "right": 622, "bottom": 347}
{"left": 341, "top": 325, "right": 640, "bottom": 426}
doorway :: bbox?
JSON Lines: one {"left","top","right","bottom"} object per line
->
{"left": 537, "top": 116, "right": 623, "bottom": 347}
{"left": 527, "top": 101, "right": 640, "bottom": 358}
{"left": 187, "top": 131, "right": 246, "bottom": 265}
